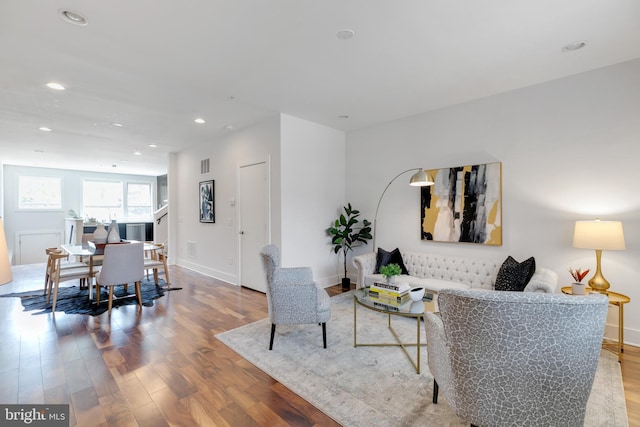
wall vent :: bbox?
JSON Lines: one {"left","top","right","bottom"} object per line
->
{"left": 200, "top": 158, "right": 210, "bottom": 174}
{"left": 187, "top": 241, "right": 197, "bottom": 258}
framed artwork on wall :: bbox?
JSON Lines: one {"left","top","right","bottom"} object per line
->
{"left": 199, "top": 180, "right": 215, "bottom": 223}
{"left": 420, "top": 162, "right": 501, "bottom": 245}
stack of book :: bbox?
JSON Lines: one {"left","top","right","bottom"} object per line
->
{"left": 368, "top": 282, "right": 411, "bottom": 308}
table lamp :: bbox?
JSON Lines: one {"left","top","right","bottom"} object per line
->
{"left": 0, "top": 217, "right": 12, "bottom": 285}
{"left": 572, "top": 219, "right": 625, "bottom": 294}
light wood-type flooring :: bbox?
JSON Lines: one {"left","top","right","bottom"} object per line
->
{"left": 0, "top": 264, "right": 638, "bottom": 426}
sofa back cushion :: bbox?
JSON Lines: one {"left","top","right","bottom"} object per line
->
{"left": 402, "top": 251, "right": 499, "bottom": 289}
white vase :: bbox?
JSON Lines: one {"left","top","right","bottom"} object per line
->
{"left": 410, "top": 287, "right": 426, "bottom": 301}
{"left": 93, "top": 223, "right": 108, "bottom": 244}
{"left": 386, "top": 275, "right": 396, "bottom": 284}
{"left": 107, "top": 220, "right": 121, "bottom": 243}
{"left": 572, "top": 282, "right": 587, "bottom": 295}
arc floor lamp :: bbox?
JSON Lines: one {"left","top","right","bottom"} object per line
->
{"left": 372, "top": 168, "right": 434, "bottom": 249}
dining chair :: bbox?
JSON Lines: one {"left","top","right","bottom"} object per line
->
{"left": 143, "top": 242, "right": 170, "bottom": 288}
{"left": 82, "top": 233, "right": 104, "bottom": 266}
{"left": 44, "top": 247, "right": 88, "bottom": 295}
{"left": 95, "top": 242, "right": 144, "bottom": 314}
{"left": 47, "top": 251, "right": 96, "bottom": 312}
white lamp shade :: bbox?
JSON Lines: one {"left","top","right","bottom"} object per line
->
{"left": 573, "top": 220, "right": 625, "bottom": 251}
{"left": 0, "top": 217, "right": 12, "bottom": 285}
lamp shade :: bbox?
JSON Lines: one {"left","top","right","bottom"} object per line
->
{"left": 573, "top": 220, "right": 625, "bottom": 251}
{"left": 0, "top": 217, "right": 12, "bottom": 285}
{"left": 409, "top": 169, "right": 434, "bottom": 187}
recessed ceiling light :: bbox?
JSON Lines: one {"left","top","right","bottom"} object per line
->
{"left": 39, "top": 127, "right": 52, "bottom": 132}
{"left": 113, "top": 122, "right": 123, "bottom": 127}
{"left": 562, "top": 41, "right": 587, "bottom": 52}
{"left": 59, "top": 9, "right": 88, "bottom": 26}
{"left": 46, "top": 82, "right": 65, "bottom": 91}
{"left": 194, "top": 118, "right": 206, "bottom": 124}
{"left": 148, "top": 144, "right": 157, "bottom": 148}
{"left": 337, "top": 29, "right": 355, "bottom": 40}
{"left": 133, "top": 150, "right": 142, "bottom": 155}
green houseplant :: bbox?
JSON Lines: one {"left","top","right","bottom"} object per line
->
{"left": 327, "top": 203, "right": 372, "bottom": 290}
{"left": 380, "top": 263, "right": 402, "bottom": 283}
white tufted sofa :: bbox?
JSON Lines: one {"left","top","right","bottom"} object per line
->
{"left": 352, "top": 251, "right": 558, "bottom": 294}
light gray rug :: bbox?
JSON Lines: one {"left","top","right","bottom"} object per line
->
{"left": 216, "top": 291, "right": 628, "bottom": 427}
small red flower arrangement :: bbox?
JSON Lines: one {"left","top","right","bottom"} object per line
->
{"left": 569, "top": 268, "right": 590, "bottom": 283}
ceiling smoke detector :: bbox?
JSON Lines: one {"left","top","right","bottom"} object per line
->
{"left": 59, "top": 9, "right": 88, "bottom": 26}
{"left": 337, "top": 29, "right": 355, "bottom": 40}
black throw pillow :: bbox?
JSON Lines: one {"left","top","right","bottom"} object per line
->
{"left": 494, "top": 256, "right": 536, "bottom": 292}
{"left": 374, "top": 248, "right": 409, "bottom": 275}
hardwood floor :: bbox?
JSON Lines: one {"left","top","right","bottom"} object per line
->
{"left": 0, "top": 264, "right": 638, "bottom": 426}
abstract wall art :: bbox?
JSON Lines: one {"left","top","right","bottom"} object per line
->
{"left": 199, "top": 180, "right": 215, "bottom": 223}
{"left": 420, "top": 162, "right": 501, "bottom": 245}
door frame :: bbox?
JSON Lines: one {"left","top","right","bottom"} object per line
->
{"left": 236, "top": 157, "right": 271, "bottom": 288}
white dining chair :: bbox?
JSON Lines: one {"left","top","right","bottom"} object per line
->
{"left": 44, "top": 247, "right": 88, "bottom": 294}
{"left": 95, "top": 242, "right": 144, "bottom": 314}
{"left": 144, "top": 242, "right": 170, "bottom": 288}
{"left": 47, "top": 251, "right": 95, "bottom": 312}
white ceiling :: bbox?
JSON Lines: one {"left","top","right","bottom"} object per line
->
{"left": 1, "top": 1, "right": 639, "bottom": 176}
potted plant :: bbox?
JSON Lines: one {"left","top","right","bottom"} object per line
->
{"left": 327, "top": 203, "right": 372, "bottom": 290}
{"left": 380, "top": 263, "right": 402, "bottom": 284}
{"left": 569, "top": 267, "right": 590, "bottom": 295}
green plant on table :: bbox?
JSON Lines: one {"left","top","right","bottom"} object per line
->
{"left": 380, "top": 263, "right": 402, "bottom": 279}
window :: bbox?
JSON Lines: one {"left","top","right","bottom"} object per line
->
{"left": 18, "top": 176, "right": 62, "bottom": 209}
{"left": 82, "top": 180, "right": 153, "bottom": 221}
{"left": 83, "top": 180, "right": 123, "bottom": 221}
{"left": 126, "top": 183, "right": 152, "bottom": 218}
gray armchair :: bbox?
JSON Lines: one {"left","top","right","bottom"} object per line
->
{"left": 425, "top": 289, "right": 608, "bottom": 427}
{"left": 260, "top": 244, "right": 331, "bottom": 350}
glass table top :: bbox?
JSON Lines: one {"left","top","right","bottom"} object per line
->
{"left": 354, "top": 287, "right": 438, "bottom": 316}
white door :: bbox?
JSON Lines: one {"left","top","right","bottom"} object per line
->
{"left": 239, "top": 161, "right": 269, "bottom": 292}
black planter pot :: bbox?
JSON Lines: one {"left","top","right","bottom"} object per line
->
{"left": 341, "top": 277, "right": 351, "bottom": 291}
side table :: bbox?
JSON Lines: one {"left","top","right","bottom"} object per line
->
{"left": 561, "top": 286, "right": 630, "bottom": 361}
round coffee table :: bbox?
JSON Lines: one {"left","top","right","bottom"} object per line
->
{"left": 353, "top": 287, "right": 438, "bottom": 374}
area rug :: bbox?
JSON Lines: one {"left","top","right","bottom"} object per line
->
{"left": 0, "top": 279, "right": 178, "bottom": 316}
{"left": 216, "top": 291, "right": 628, "bottom": 427}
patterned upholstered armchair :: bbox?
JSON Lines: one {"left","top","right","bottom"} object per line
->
{"left": 425, "top": 289, "right": 608, "bottom": 427}
{"left": 260, "top": 245, "right": 331, "bottom": 350}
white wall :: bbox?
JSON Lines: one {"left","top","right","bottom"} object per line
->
{"left": 280, "top": 114, "right": 346, "bottom": 286}
{"left": 2, "top": 165, "right": 158, "bottom": 264}
{"left": 173, "top": 115, "right": 281, "bottom": 283}
{"left": 173, "top": 113, "right": 347, "bottom": 287}
{"left": 346, "top": 59, "right": 640, "bottom": 345}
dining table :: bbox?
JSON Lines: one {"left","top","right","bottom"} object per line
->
{"left": 61, "top": 240, "right": 159, "bottom": 301}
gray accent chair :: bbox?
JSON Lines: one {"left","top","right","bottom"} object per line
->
{"left": 260, "top": 244, "right": 331, "bottom": 350}
{"left": 425, "top": 288, "right": 608, "bottom": 427}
